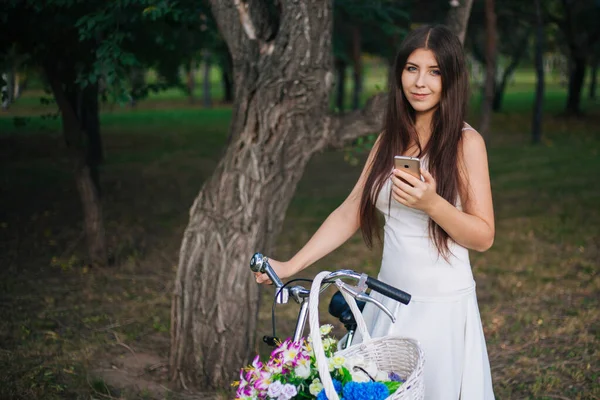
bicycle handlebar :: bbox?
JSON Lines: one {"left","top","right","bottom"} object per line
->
{"left": 250, "top": 253, "right": 284, "bottom": 288}
{"left": 365, "top": 276, "right": 411, "bottom": 305}
{"left": 250, "top": 253, "right": 411, "bottom": 305}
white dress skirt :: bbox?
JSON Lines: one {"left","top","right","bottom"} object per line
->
{"left": 356, "top": 167, "right": 495, "bottom": 399}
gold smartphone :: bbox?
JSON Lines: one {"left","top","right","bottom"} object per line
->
{"left": 394, "top": 156, "right": 421, "bottom": 180}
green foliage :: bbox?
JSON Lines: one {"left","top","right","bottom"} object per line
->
{"left": 333, "top": 0, "right": 410, "bottom": 62}
{"left": 344, "top": 134, "right": 378, "bottom": 166}
{"left": 1, "top": 0, "right": 215, "bottom": 101}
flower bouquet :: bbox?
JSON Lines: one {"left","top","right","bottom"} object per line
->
{"left": 233, "top": 324, "right": 405, "bottom": 400}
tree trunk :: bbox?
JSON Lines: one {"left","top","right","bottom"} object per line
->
{"left": 187, "top": 59, "right": 196, "bottom": 104}
{"left": 129, "top": 67, "right": 146, "bottom": 107}
{"left": 202, "top": 52, "right": 212, "bottom": 108}
{"left": 446, "top": 0, "right": 475, "bottom": 45}
{"left": 169, "top": 0, "right": 387, "bottom": 391}
{"left": 565, "top": 55, "right": 586, "bottom": 115}
{"left": 591, "top": 59, "right": 598, "bottom": 100}
{"left": 45, "top": 66, "right": 108, "bottom": 266}
{"left": 492, "top": 30, "right": 530, "bottom": 112}
{"left": 2, "top": 68, "right": 16, "bottom": 110}
{"left": 351, "top": 26, "right": 362, "bottom": 110}
{"left": 81, "top": 82, "right": 103, "bottom": 192}
{"left": 169, "top": 0, "right": 474, "bottom": 392}
{"left": 479, "top": 0, "right": 496, "bottom": 137}
{"left": 532, "top": 0, "right": 544, "bottom": 144}
{"left": 221, "top": 51, "right": 234, "bottom": 103}
{"left": 335, "top": 58, "right": 347, "bottom": 111}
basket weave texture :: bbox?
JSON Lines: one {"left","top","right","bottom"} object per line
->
{"left": 308, "top": 271, "right": 425, "bottom": 400}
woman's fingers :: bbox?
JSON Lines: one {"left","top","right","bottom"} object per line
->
{"left": 255, "top": 272, "right": 272, "bottom": 285}
{"left": 420, "top": 168, "right": 434, "bottom": 184}
{"left": 392, "top": 192, "right": 410, "bottom": 206}
{"left": 392, "top": 184, "right": 411, "bottom": 200}
{"left": 391, "top": 173, "right": 418, "bottom": 195}
{"left": 394, "top": 169, "right": 423, "bottom": 188}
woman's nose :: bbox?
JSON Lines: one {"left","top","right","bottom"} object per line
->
{"left": 415, "top": 73, "right": 426, "bottom": 87}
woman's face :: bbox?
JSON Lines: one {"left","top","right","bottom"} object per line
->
{"left": 401, "top": 48, "right": 442, "bottom": 115}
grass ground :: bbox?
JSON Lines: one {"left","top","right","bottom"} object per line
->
{"left": 0, "top": 69, "right": 599, "bottom": 399}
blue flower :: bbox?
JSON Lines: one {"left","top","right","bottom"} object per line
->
{"left": 342, "top": 381, "right": 389, "bottom": 400}
{"left": 316, "top": 379, "right": 343, "bottom": 400}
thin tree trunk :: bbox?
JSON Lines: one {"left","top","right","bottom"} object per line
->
{"left": 2, "top": 69, "right": 15, "bottom": 110}
{"left": 202, "top": 52, "right": 212, "bottom": 108}
{"left": 566, "top": 55, "right": 586, "bottom": 115}
{"left": 129, "top": 67, "right": 146, "bottom": 107}
{"left": 81, "top": 82, "right": 103, "bottom": 193}
{"left": 187, "top": 59, "right": 196, "bottom": 104}
{"left": 493, "top": 30, "right": 530, "bottom": 112}
{"left": 532, "top": 0, "right": 545, "bottom": 144}
{"left": 351, "top": 26, "right": 362, "bottom": 110}
{"left": 446, "top": 0, "right": 475, "bottom": 45}
{"left": 591, "top": 59, "right": 598, "bottom": 100}
{"left": 221, "top": 51, "right": 234, "bottom": 103}
{"left": 335, "top": 58, "right": 347, "bottom": 111}
{"left": 45, "top": 66, "right": 107, "bottom": 266}
{"left": 480, "top": 0, "right": 496, "bottom": 137}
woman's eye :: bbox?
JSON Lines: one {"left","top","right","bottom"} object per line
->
{"left": 406, "top": 66, "right": 417, "bottom": 72}
{"left": 431, "top": 69, "right": 441, "bottom": 76}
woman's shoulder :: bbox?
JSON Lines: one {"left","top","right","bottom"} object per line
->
{"left": 461, "top": 122, "right": 477, "bottom": 132}
{"left": 459, "top": 123, "right": 487, "bottom": 158}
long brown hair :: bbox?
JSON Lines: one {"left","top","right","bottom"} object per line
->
{"left": 359, "top": 25, "right": 469, "bottom": 257}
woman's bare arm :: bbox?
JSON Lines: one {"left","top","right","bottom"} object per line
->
{"left": 256, "top": 137, "right": 381, "bottom": 283}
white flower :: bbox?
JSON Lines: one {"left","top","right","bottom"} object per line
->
{"left": 375, "top": 371, "right": 390, "bottom": 382}
{"left": 344, "top": 356, "right": 379, "bottom": 383}
{"left": 322, "top": 338, "right": 335, "bottom": 351}
{"left": 294, "top": 363, "right": 311, "bottom": 379}
{"left": 320, "top": 324, "right": 333, "bottom": 336}
{"left": 278, "top": 384, "right": 297, "bottom": 400}
{"left": 267, "top": 381, "right": 284, "bottom": 398}
{"left": 330, "top": 355, "right": 345, "bottom": 369}
{"left": 282, "top": 349, "right": 300, "bottom": 364}
{"left": 309, "top": 378, "right": 324, "bottom": 396}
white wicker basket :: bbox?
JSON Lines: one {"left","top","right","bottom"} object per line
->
{"left": 308, "top": 271, "right": 425, "bottom": 400}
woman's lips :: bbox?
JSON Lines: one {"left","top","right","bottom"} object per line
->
{"left": 411, "top": 93, "right": 430, "bottom": 100}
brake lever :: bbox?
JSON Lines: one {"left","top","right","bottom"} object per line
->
{"left": 335, "top": 280, "right": 396, "bottom": 323}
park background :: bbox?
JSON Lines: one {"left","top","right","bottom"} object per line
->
{"left": 1, "top": 0, "right": 599, "bottom": 399}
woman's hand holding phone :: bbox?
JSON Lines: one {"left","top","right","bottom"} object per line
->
{"left": 391, "top": 168, "right": 440, "bottom": 213}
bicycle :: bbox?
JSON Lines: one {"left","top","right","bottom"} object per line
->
{"left": 248, "top": 252, "right": 426, "bottom": 399}
{"left": 249, "top": 252, "right": 412, "bottom": 350}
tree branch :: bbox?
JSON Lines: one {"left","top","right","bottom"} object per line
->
{"left": 326, "top": 93, "right": 387, "bottom": 149}
{"left": 234, "top": 0, "right": 257, "bottom": 40}
{"left": 209, "top": 0, "right": 278, "bottom": 57}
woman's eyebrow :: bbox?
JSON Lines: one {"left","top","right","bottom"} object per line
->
{"left": 406, "top": 61, "right": 439, "bottom": 69}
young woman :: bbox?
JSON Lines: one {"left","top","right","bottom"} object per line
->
{"left": 255, "top": 25, "right": 495, "bottom": 399}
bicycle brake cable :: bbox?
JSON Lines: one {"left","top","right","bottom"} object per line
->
{"left": 271, "top": 278, "right": 314, "bottom": 340}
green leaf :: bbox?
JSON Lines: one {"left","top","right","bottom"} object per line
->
{"left": 383, "top": 380, "right": 403, "bottom": 393}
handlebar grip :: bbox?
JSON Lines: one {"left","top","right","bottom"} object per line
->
{"left": 366, "top": 277, "right": 411, "bottom": 305}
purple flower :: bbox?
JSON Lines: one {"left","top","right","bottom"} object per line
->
{"left": 254, "top": 370, "right": 273, "bottom": 391}
{"left": 388, "top": 372, "right": 405, "bottom": 383}
{"left": 252, "top": 355, "right": 263, "bottom": 370}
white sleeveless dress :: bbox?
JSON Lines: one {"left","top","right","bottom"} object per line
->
{"left": 357, "top": 130, "right": 495, "bottom": 399}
